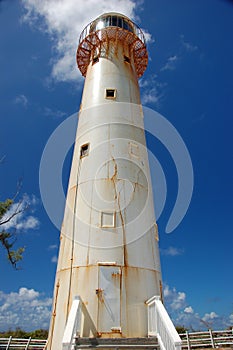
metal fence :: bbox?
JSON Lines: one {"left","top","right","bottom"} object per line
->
{"left": 0, "top": 329, "right": 232, "bottom": 349}
{"left": 180, "top": 328, "right": 233, "bottom": 349}
{"left": 0, "top": 336, "right": 47, "bottom": 349}
{"left": 146, "top": 296, "right": 182, "bottom": 350}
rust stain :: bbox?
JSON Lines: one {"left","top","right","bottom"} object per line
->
{"left": 110, "top": 158, "right": 118, "bottom": 181}
{"left": 109, "top": 156, "right": 128, "bottom": 267}
{"left": 96, "top": 288, "right": 104, "bottom": 303}
{"left": 47, "top": 279, "right": 60, "bottom": 349}
{"left": 99, "top": 331, "right": 122, "bottom": 338}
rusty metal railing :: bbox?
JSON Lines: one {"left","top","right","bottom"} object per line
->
{"left": 79, "top": 14, "right": 146, "bottom": 46}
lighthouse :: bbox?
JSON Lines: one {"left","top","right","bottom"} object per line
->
{"left": 47, "top": 12, "right": 166, "bottom": 350}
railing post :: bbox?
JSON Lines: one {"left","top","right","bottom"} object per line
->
{"left": 209, "top": 329, "right": 215, "bottom": 348}
{"left": 25, "top": 337, "right": 31, "bottom": 350}
{"left": 62, "top": 296, "right": 82, "bottom": 350}
{"left": 146, "top": 295, "right": 182, "bottom": 350}
{"left": 186, "top": 331, "right": 191, "bottom": 350}
{"left": 6, "top": 336, "right": 12, "bottom": 350}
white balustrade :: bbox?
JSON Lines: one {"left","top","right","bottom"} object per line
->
{"left": 146, "top": 296, "right": 182, "bottom": 350}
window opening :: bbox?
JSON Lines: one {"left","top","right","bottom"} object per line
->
{"left": 101, "top": 212, "right": 116, "bottom": 228}
{"left": 129, "top": 142, "right": 139, "bottom": 158}
{"left": 105, "top": 89, "right": 116, "bottom": 99}
{"left": 93, "top": 56, "right": 99, "bottom": 64}
{"left": 80, "top": 143, "right": 89, "bottom": 158}
{"left": 124, "top": 55, "right": 130, "bottom": 63}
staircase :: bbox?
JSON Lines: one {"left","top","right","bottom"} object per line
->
{"left": 62, "top": 296, "right": 182, "bottom": 350}
{"left": 74, "top": 337, "right": 159, "bottom": 349}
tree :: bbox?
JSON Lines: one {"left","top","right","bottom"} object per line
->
{"left": 0, "top": 328, "right": 48, "bottom": 339}
{"left": 0, "top": 197, "right": 25, "bottom": 268}
{"left": 175, "top": 325, "right": 188, "bottom": 334}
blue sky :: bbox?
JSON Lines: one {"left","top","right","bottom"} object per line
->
{"left": 0, "top": 0, "right": 232, "bottom": 332}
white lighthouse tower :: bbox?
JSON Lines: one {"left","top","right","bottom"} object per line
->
{"left": 47, "top": 13, "right": 180, "bottom": 350}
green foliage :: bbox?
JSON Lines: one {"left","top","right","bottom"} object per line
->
{"left": 0, "top": 198, "right": 25, "bottom": 268}
{"left": 0, "top": 328, "right": 48, "bottom": 339}
{"left": 0, "top": 199, "right": 13, "bottom": 219}
{"left": 29, "top": 329, "right": 49, "bottom": 339}
{"left": 175, "top": 325, "right": 188, "bottom": 334}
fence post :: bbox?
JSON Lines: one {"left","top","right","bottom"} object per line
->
{"left": 25, "top": 337, "right": 31, "bottom": 350}
{"left": 6, "top": 336, "right": 12, "bottom": 350}
{"left": 209, "top": 329, "right": 215, "bottom": 348}
{"left": 186, "top": 331, "right": 191, "bottom": 350}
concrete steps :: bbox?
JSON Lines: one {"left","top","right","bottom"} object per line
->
{"left": 74, "top": 337, "right": 159, "bottom": 349}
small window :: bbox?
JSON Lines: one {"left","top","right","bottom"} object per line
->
{"left": 111, "top": 16, "right": 118, "bottom": 27}
{"left": 129, "top": 142, "right": 139, "bottom": 158}
{"left": 93, "top": 56, "right": 99, "bottom": 64}
{"left": 101, "top": 212, "right": 115, "bottom": 228}
{"left": 80, "top": 143, "right": 89, "bottom": 158}
{"left": 105, "top": 89, "right": 116, "bottom": 99}
{"left": 124, "top": 55, "right": 130, "bottom": 63}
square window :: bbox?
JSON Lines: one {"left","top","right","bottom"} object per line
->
{"left": 105, "top": 89, "right": 116, "bottom": 99}
{"left": 80, "top": 143, "right": 89, "bottom": 158}
{"left": 101, "top": 212, "right": 115, "bottom": 228}
{"left": 129, "top": 142, "right": 139, "bottom": 158}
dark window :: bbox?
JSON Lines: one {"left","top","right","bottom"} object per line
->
{"left": 118, "top": 17, "right": 122, "bottom": 28}
{"left": 124, "top": 55, "right": 130, "bottom": 63}
{"left": 93, "top": 56, "right": 99, "bottom": 64}
{"left": 122, "top": 19, "right": 134, "bottom": 33}
{"left": 104, "top": 16, "right": 110, "bottom": 27}
{"left": 105, "top": 89, "right": 116, "bottom": 99}
{"left": 80, "top": 143, "right": 89, "bottom": 157}
{"left": 111, "top": 16, "right": 118, "bottom": 27}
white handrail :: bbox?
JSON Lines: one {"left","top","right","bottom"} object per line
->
{"left": 62, "top": 296, "right": 82, "bottom": 350}
{"left": 0, "top": 337, "right": 46, "bottom": 349}
{"left": 146, "top": 295, "right": 182, "bottom": 350}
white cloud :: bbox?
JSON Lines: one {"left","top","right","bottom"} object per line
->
{"left": 202, "top": 312, "right": 218, "bottom": 322}
{"left": 15, "top": 216, "right": 39, "bottom": 230}
{"left": 18, "top": 287, "right": 39, "bottom": 300}
{"left": 180, "top": 34, "right": 198, "bottom": 52}
{"left": 14, "top": 94, "right": 28, "bottom": 107}
{"left": 140, "top": 74, "right": 166, "bottom": 106}
{"left": 184, "top": 306, "right": 194, "bottom": 314}
{"left": 161, "top": 55, "right": 178, "bottom": 71}
{"left": 51, "top": 255, "right": 58, "bottom": 263}
{"left": 161, "top": 246, "right": 184, "bottom": 256}
{"left": 164, "top": 284, "right": 187, "bottom": 311}
{"left": 43, "top": 106, "right": 66, "bottom": 119}
{"left": 21, "top": 0, "right": 141, "bottom": 83}
{"left": 0, "top": 287, "right": 52, "bottom": 331}
{"left": 0, "top": 194, "right": 40, "bottom": 232}
{"left": 48, "top": 244, "right": 58, "bottom": 250}
{"left": 164, "top": 284, "right": 233, "bottom": 330}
